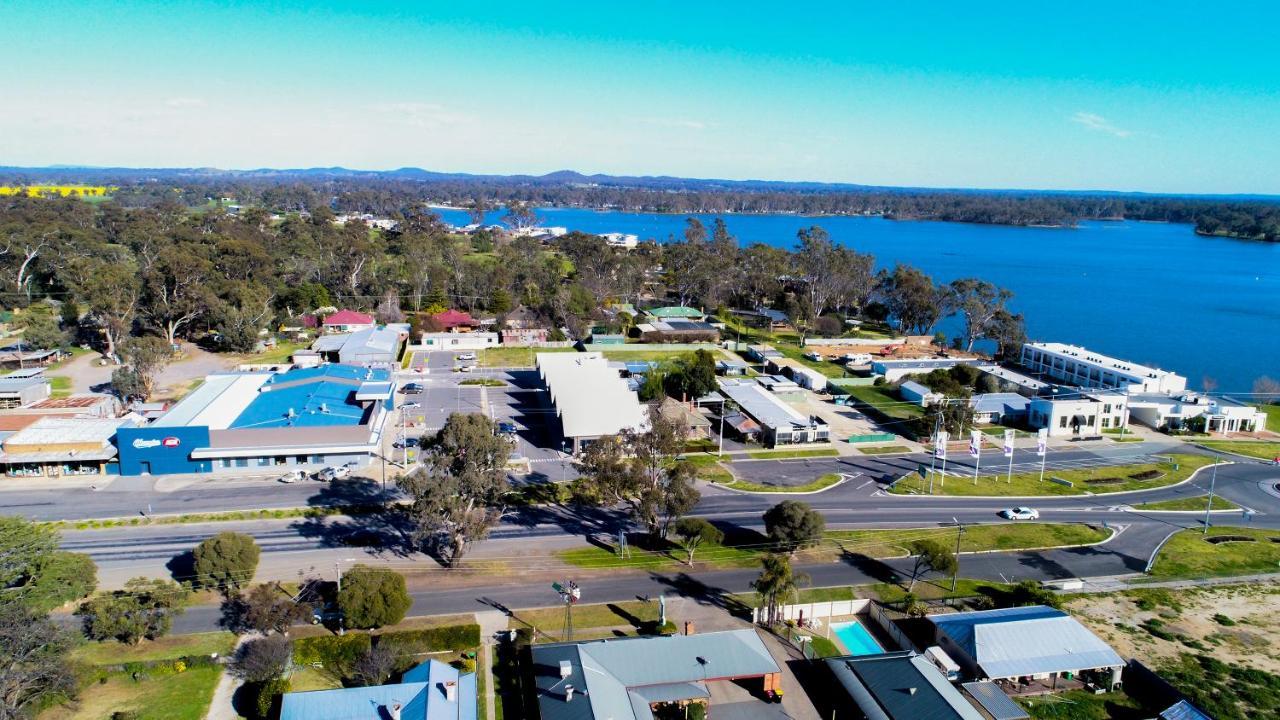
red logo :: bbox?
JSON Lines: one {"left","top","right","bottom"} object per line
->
{"left": 161, "top": 437, "right": 181, "bottom": 448}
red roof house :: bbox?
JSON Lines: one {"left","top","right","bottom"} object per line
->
{"left": 322, "top": 310, "right": 376, "bottom": 332}
{"left": 431, "top": 309, "right": 477, "bottom": 331}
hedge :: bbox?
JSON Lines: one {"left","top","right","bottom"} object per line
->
{"left": 293, "top": 634, "right": 371, "bottom": 669}
{"left": 375, "top": 624, "right": 481, "bottom": 655}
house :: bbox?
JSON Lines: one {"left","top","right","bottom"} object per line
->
{"left": 1019, "top": 342, "right": 1186, "bottom": 394}
{"left": 322, "top": 310, "right": 375, "bottom": 334}
{"left": 716, "top": 360, "right": 749, "bottom": 376}
{"left": 636, "top": 320, "right": 719, "bottom": 343}
{"left": 0, "top": 416, "right": 142, "bottom": 478}
{"left": 1127, "top": 392, "right": 1266, "bottom": 433}
{"left": 538, "top": 352, "right": 647, "bottom": 453}
{"left": 0, "top": 376, "right": 51, "bottom": 409}
{"left": 432, "top": 309, "right": 478, "bottom": 332}
{"left": 765, "top": 358, "right": 829, "bottom": 391}
{"left": 280, "top": 659, "right": 476, "bottom": 720}
{"left": 531, "top": 629, "right": 783, "bottom": 720}
{"left": 657, "top": 397, "right": 712, "bottom": 439}
{"left": 643, "top": 306, "right": 705, "bottom": 322}
{"left": 928, "top": 606, "right": 1124, "bottom": 690}
{"left": 719, "top": 379, "right": 829, "bottom": 447}
{"left": 1028, "top": 387, "right": 1128, "bottom": 437}
{"left": 337, "top": 327, "right": 404, "bottom": 367}
{"left": 746, "top": 344, "right": 784, "bottom": 363}
{"left": 825, "top": 651, "right": 986, "bottom": 720}
{"left": 970, "top": 393, "right": 1031, "bottom": 425}
{"left": 421, "top": 332, "right": 499, "bottom": 351}
{"left": 899, "top": 380, "right": 943, "bottom": 407}
{"left": 721, "top": 412, "right": 761, "bottom": 442}
{"left": 601, "top": 232, "right": 639, "bottom": 248}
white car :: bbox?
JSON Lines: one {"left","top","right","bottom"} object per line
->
{"left": 803, "top": 351, "right": 824, "bottom": 361}
{"left": 841, "top": 353, "right": 872, "bottom": 365}
{"left": 456, "top": 352, "right": 476, "bottom": 361}
{"left": 277, "top": 469, "right": 306, "bottom": 484}
{"left": 401, "top": 402, "right": 422, "bottom": 410}
{"left": 458, "top": 365, "right": 474, "bottom": 373}
{"left": 319, "top": 465, "right": 353, "bottom": 482}
{"left": 1000, "top": 506, "right": 1040, "bottom": 520}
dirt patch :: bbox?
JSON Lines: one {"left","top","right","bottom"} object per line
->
{"left": 1067, "top": 583, "right": 1280, "bottom": 675}
{"left": 1129, "top": 470, "right": 1162, "bottom": 481}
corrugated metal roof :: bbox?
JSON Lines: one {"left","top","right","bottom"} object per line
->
{"left": 280, "top": 659, "right": 476, "bottom": 720}
{"left": 827, "top": 652, "right": 985, "bottom": 720}
{"left": 152, "top": 373, "right": 272, "bottom": 429}
{"left": 538, "top": 353, "right": 646, "bottom": 440}
{"left": 930, "top": 606, "right": 1123, "bottom": 679}
{"left": 962, "top": 681, "right": 1029, "bottom": 720}
{"left": 1159, "top": 700, "right": 1213, "bottom": 720}
{"left": 970, "top": 393, "right": 1030, "bottom": 415}
{"left": 719, "top": 380, "right": 813, "bottom": 431}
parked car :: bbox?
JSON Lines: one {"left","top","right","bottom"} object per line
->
{"left": 311, "top": 604, "right": 344, "bottom": 626}
{"left": 497, "top": 421, "right": 518, "bottom": 435}
{"left": 457, "top": 365, "right": 474, "bottom": 373}
{"left": 392, "top": 436, "right": 420, "bottom": 449}
{"left": 841, "top": 353, "right": 873, "bottom": 365}
{"left": 318, "top": 464, "right": 353, "bottom": 482}
{"left": 401, "top": 382, "right": 424, "bottom": 394}
{"left": 456, "top": 352, "right": 477, "bottom": 361}
{"left": 401, "top": 402, "right": 422, "bottom": 410}
{"left": 803, "top": 351, "right": 824, "bottom": 361}
{"left": 1000, "top": 506, "right": 1040, "bottom": 520}
{"left": 277, "top": 469, "right": 306, "bottom": 483}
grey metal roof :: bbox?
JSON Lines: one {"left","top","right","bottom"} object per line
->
{"left": 311, "top": 334, "right": 350, "bottom": 352}
{"left": 826, "top": 652, "right": 985, "bottom": 720}
{"left": 930, "top": 606, "right": 1123, "bottom": 680}
{"left": 900, "top": 381, "right": 934, "bottom": 397}
{"left": 962, "top": 681, "right": 1029, "bottom": 720}
{"left": 1160, "top": 700, "right": 1213, "bottom": 720}
{"left": 0, "top": 377, "right": 47, "bottom": 392}
{"left": 719, "top": 380, "right": 813, "bottom": 432}
{"left": 970, "top": 393, "right": 1030, "bottom": 415}
{"left": 532, "top": 630, "right": 779, "bottom": 720}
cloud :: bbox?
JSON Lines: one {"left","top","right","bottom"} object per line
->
{"left": 1070, "top": 111, "right": 1132, "bottom": 138}
{"left": 165, "top": 97, "right": 206, "bottom": 108}
{"left": 641, "top": 117, "right": 708, "bottom": 130}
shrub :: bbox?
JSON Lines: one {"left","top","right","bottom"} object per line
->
{"left": 375, "top": 624, "right": 480, "bottom": 655}
{"left": 251, "top": 677, "right": 289, "bottom": 720}
{"left": 337, "top": 566, "right": 411, "bottom": 629}
{"left": 191, "top": 532, "right": 261, "bottom": 591}
{"left": 1213, "top": 613, "right": 1237, "bottom": 626}
{"left": 293, "top": 634, "right": 372, "bottom": 671}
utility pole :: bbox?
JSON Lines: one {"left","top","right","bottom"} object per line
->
{"left": 951, "top": 517, "right": 965, "bottom": 592}
{"left": 928, "top": 411, "right": 941, "bottom": 495}
{"left": 1203, "top": 452, "right": 1220, "bottom": 535}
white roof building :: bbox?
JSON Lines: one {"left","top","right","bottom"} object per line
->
{"left": 1020, "top": 342, "right": 1186, "bottom": 394}
{"left": 537, "top": 352, "right": 647, "bottom": 452}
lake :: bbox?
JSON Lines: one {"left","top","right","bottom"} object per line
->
{"left": 435, "top": 207, "right": 1280, "bottom": 393}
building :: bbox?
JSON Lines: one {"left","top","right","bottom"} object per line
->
{"left": 537, "top": 352, "right": 647, "bottom": 452}
{"left": 280, "top": 659, "right": 476, "bottom": 720}
{"left": 899, "top": 380, "right": 943, "bottom": 407}
{"left": 0, "top": 342, "right": 63, "bottom": 368}
{"left": 1028, "top": 388, "right": 1128, "bottom": 437}
{"left": 745, "top": 344, "right": 784, "bottom": 362}
{"left": 432, "top": 309, "right": 478, "bottom": 332}
{"left": 825, "top": 651, "right": 986, "bottom": 720}
{"left": 719, "top": 379, "right": 829, "bottom": 446}
{"left": 643, "top": 306, "right": 705, "bottom": 322}
{"left": 1019, "top": 342, "right": 1187, "bottom": 394}
{"left": 970, "top": 393, "right": 1031, "bottom": 425}
{"left": 0, "top": 376, "right": 51, "bottom": 409}
{"left": 501, "top": 327, "right": 550, "bottom": 345}
{"left": 1127, "top": 392, "right": 1266, "bottom": 433}
{"left": 421, "top": 332, "right": 499, "bottom": 351}
{"left": 657, "top": 397, "right": 712, "bottom": 439}
{"left": 716, "top": 360, "right": 749, "bottom": 376}
{"left": 601, "top": 232, "right": 639, "bottom": 249}
{"left": 116, "top": 364, "right": 394, "bottom": 476}
{"left": 0, "top": 416, "right": 142, "bottom": 477}
{"left": 531, "top": 629, "right": 783, "bottom": 720}
{"left": 872, "top": 359, "right": 995, "bottom": 383}
{"left": 322, "top": 309, "right": 376, "bottom": 334}
{"left": 311, "top": 327, "right": 404, "bottom": 367}
{"left": 13, "top": 394, "right": 121, "bottom": 418}
{"left": 636, "top": 320, "right": 719, "bottom": 343}
{"left": 929, "top": 606, "right": 1124, "bottom": 690}
{"left": 765, "top": 358, "right": 829, "bottom": 391}
{"left": 977, "top": 366, "right": 1049, "bottom": 396}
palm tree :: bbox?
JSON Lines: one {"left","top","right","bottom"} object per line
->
{"left": 751, "top": 554, "right": 808, "bottom": 626}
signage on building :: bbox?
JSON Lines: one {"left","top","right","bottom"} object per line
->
{"left": 132, "top": 436, "right": 181, "bottom": 449}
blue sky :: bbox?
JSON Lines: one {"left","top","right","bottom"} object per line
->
{"left": 3, "top": 1, "right": 1279, "bottom": 193}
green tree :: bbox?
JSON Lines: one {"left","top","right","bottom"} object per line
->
{"left": 906, "top": 539, "right": 957, "bottom": 591}
{"left": 230, "top": 635, "right": 293, "bottom": 683}
{"left": 110, "top": 335, "right": 174, "bottom": 401}
{"left": 399, "top": 413, "right": 510, "bottom": 567}
{"left": 574, "top": 406, "right": 700, "bottom": 538}
{"left": 17, "top": 310, "right": 67, "bottom": 351}
{"left": 191, "top": 532, "right": 261, "bottom": 591}
{"left": 751, "top": 554, "right": 807, "bottom": 626}
{"left": 337, "top": 565, "right": 411, "bottom": 629}
{"left": 672, "top": 518, "right": 723, "bottom": 566}
{"left": 78, "top": 577, "right": 189, "bottom": 645}
{"left": 224, "top": 583, "right": 312, "bottom": 635}
{"left": 0, "top": 516, "right": 96, "bottom": 613}
{"left": 948, "top": 278, "right": 1013, "bottom": 352}
{"left": 762, "top": 500, "right": 825, "bottom": 554}
{"left": 666, "top": 349, "right": 717, "bottom": 401}
{"left": 0, "top": 602, "right": 77, "bottom": 719}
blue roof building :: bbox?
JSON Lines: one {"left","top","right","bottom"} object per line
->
{"left": 280, "top": 659, "right": 477, "bottom": 720}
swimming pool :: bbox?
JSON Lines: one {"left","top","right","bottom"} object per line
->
{"left": 831, "top": 620, "right": 884, "bottom": 656}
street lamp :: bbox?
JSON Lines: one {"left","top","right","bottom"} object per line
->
{"left": 1203, "top": 451, "right": 1220, "bottom": 535}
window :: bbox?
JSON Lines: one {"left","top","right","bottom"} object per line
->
{"left": 1102, "top": 418, "right": 1110, "bottom": 428}
{"left": 236, "top": 458, "right": 249, "bottom": 468}
{"left": 1087, "top": 415, "right": 1096, "bottom": 427}
{"left": 1059, "top": 416, "right": 1068, "bottom": 428}
{"left": 310, "top": 454, "right": 325, "bottom": 464}
{"left": 257, "top": 457, "right": 271, "bottom": 467}
{"left": 1103, "top": 404, "right": 1111, "bottom": 414}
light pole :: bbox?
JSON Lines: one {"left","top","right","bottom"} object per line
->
{"left": 1203, "top": 452, "right": 1220, "bottom": 535}
{"left": 951, "top": 517, "right": 965, "bottom": 592}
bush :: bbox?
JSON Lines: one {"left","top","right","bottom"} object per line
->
{"left": 337, "top": 566, "right": 411, "bottom": 629}
{"left": 191, "top": 532, "right": 261, "bottom": 591}
{"left": 294, "top": 633, "right": 371, "bottom": 670}
{"left": 230, "top": 635, "right": 292, "bottom": 683}
{"left": 375, "top": 624, "right": 480, "bottom": 655}
{"left": 250, "top": 677, "right": 289, "bottom": 720}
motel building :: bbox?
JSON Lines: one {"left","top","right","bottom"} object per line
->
{"left": 115, "top": 364, "right": 394, "bottom": 476}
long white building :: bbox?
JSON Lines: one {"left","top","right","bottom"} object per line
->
{"left": 1019, "top": 342, "right": 1186, "bottom": 394}
{"left": 537, "top": 352, "right": 647, "bottom": 452}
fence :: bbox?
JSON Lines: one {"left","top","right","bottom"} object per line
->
{"left": 752, "top": 598, "right": 871, "bottom": 625}
{"left": 580, "top": 342, "right": 721, "bottom": 353}
{"left": 868, "top": 603, "right": 914, "bottom": 652}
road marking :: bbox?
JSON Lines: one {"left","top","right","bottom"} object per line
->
{"left": 855, "top": 479, "right": 874, "bottom": 490}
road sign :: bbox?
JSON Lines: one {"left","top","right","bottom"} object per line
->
{"left": 918, "top": 464, "right": 928, "bottom": 479}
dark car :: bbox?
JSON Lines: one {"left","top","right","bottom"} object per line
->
{"left": 392, "top": 437, "right": 420, "bottom": 449}
{"left": 400, "top": 383, "right": 424, "bottom": 394}
{"left": 497, "top": 422, "right": 518, "bottom": 435}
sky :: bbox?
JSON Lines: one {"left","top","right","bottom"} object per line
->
{"left": 3, "top": 1, "right": 1279, "bottom": 194}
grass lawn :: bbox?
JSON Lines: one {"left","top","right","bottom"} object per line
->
{"left": 1018, "top": 690, "right": 1151, "bottom": 719}
{"left": 71, "top": 632, "right": 236, "bottom": 665}
{"left": 1135, "top": 495, "right": 1240, "bottom": 512}
{"left": 478, "top": 345, "right": 575, "bottom": 368}
{"left": 729, "top": 585, "right": 860, "bottom": 609}
{"left": 1111, "top": 436, "right": 1146, "bottom": 443}
{"left": 856, "top": 445, "right": 910, "bottom": 455}
{"left": 459, "top": 378, "right": 506, "bottom": 386}
{"left": 741, "top": 448, "right": 839, "bottom": 460}
{"left": 599, "top": 349, "right": 695, "bottom": 363}
{"left": 560, "top": 537, "right": 764, "bottom": 571}
{"left": 873, "top": 578, "right": 1013, "bottom": 603}
{"left": 846, "top": 385, "right": 926, "bottom": 420}
{"left": 770, "top": 342, "right": 848, "bottom": 378}
{"left": 1263, "top": 404, "right": 1280, "bottom": 433}
{"left": 718, "top": 472, "right": 843, "bottom": 493}
{"left": 40, "top": 665, "right": 222, "bottom": 720}
{"left": 828, "top": 523, "right": 1109, "bottom": 557}
{"left": 683, "top": 454, "right": 734, "bottom": 483}
{"left": 1149, "top": 526, "right": 1280, "bottom": 580}
{"left": 890, "top": 453, "right": 1216, "bottom": 497}
{"left": 235, "top": 340, "right": 304, "bottom": 364}
{"left": 1198, "top": 440, "right": 1280, "bottom": 461}
{"left": 288, "top": 666, "right": 343, "bottom": 692}
{"left": 511, "top": 600, "right": 661, "bottom": 636}
{"left": 48, "top": 375, "right": 71, "bottom": 397}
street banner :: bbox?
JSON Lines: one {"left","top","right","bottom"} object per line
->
{"left": 935, "top": 431, "right": 948, "bottom": 459}
{"left": 969, "top": 430, "right": 981, "bottom": 458}
{"left": 1003, "top": 429, "right": 1015, "bottom": 458}
{"left": 1036, "top": 428, "right": 1048, "bottom": 456}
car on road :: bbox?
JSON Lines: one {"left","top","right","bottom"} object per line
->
{"left": 456, "top": 352, "right": 476, "bottom": 361}
{"left": 400, "top": 382, "right": 424, "bottom": 394}
{"left": 1000, "top": 506, "right": 1040, "bottom": 520}
{"left": 457, "top": 365, "right": 474, "bottom": 373}
{"left": 318, "top": 464, "right": 353, "bottom": 482}
{"left": 277, "top": 469, "right": 306, "bottom": 483}
{"left": 392, "top": 436, "right": 420, "bottom": 449}
{"left": 401, "top": 402, "right": 422, "bottom": 410}
{"left": 497, "top": 421, "right": 518, "bottom": 435}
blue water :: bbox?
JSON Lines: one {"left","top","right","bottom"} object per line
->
{"left": 436, "top": 207, "right": 1280, "bottom": 392}
{"left": 831, "top": 620, "right": 884, "bottom": 656}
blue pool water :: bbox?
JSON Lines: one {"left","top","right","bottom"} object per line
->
{"left": 831, "top": 620, "right": 884, "bottom": 656}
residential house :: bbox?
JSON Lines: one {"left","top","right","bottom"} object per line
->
{"left": 657, "top": 397, "right": 712, "bottom": 439}
{"left": 432, "top": 309, "right": 478, "bottom": 332}
{"left": 322, "top": 310, "right": 376, "bottom": 334}
{"left": 280, "top": 659, "right": 476, "bottom": 720}
{"left": 970, "top": 393, "right": 1031, "bottom": 425}
{"left": 825, "top": 651, "right": 986, "bottom": 720}
{"left": 719, "top": 379, "right": 829, "bottom": 447}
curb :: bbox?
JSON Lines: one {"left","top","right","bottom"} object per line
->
{"left": 711, "top": 474, "right": 853, "bottom": 496}
{"left": 886, "top": 461, "right": 1233, "bottom": 501}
